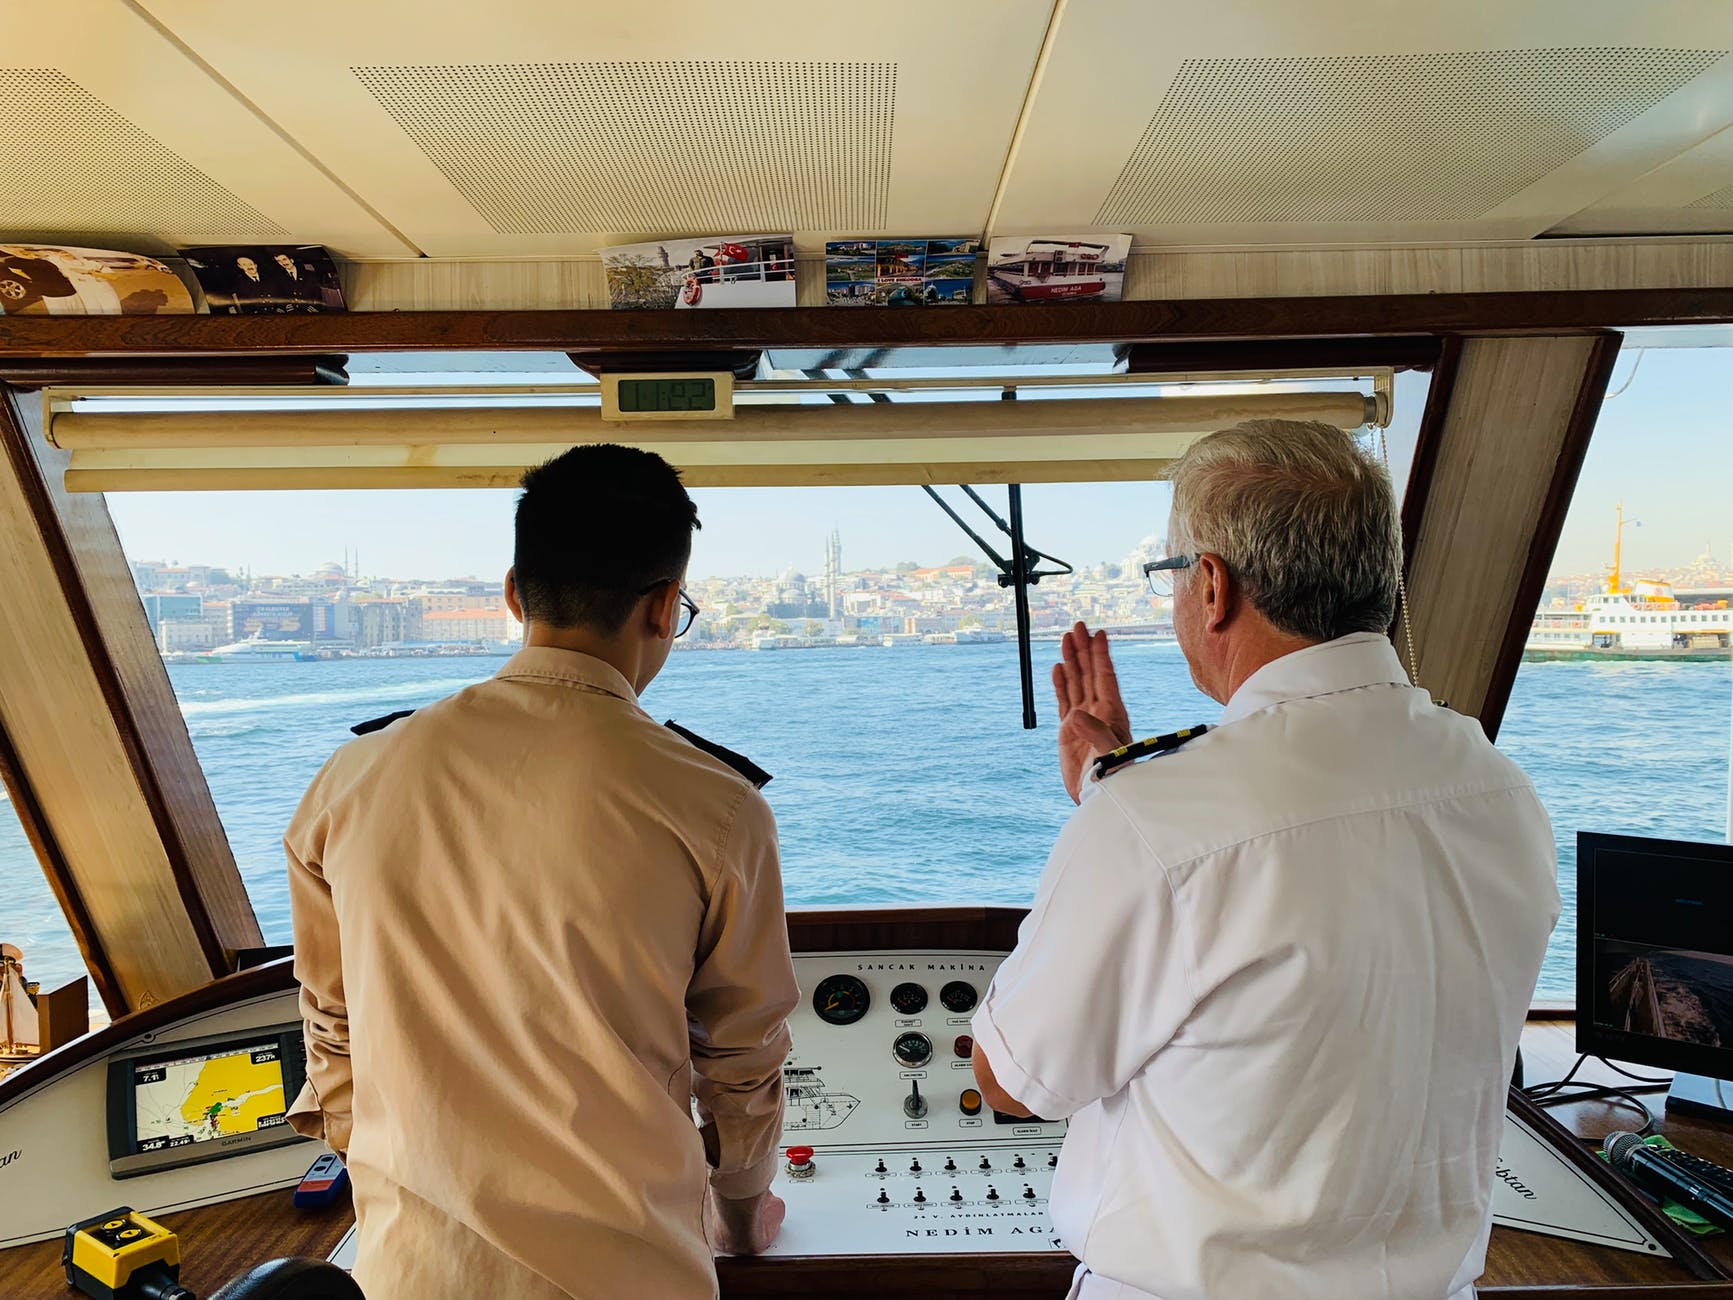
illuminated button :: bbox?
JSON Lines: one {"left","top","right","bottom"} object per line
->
{"left": 785, "top": 1146, "right": 815, "bottom": 1179}
{"left": 953, "top": 1034, "right": 974, "bottom": 1059}
{"left": 960, "top": 1088, "right": 983, "bottom": 1116}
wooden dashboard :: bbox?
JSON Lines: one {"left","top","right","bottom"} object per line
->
{"left": 2, "top": 908, "right": 1731, "bottom": 1299}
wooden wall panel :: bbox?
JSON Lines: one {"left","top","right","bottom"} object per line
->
{"left": 319, "top": 237, "right": 1733, "bottom": 312}
{"left": 0, "top": 391, "right": 259, "bottom": 1011}
{"left": 1402, "top": 334, "right": 1620, "bottom": 731}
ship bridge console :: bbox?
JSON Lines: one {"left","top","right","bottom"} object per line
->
{"left": 4, "top": 908, "right": 1733, "bottom": 1297}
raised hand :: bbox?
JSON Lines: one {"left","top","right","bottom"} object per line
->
{"left": 1052, "top": 621, "right": 1135, "bottom": 804}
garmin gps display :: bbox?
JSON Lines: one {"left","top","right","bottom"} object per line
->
{"left": 131, "top": 1041, "right": 288, "bottom": 1153}
{"left": 107, "top": 1025, "right": 308, "bottom": 1177}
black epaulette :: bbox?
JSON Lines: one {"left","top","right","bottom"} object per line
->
{"left": 665, "top": 720, "right": 773, "bottom": 789}
{"left": 1091, "top": 725, "right": 1211, "bottom": 780}
{"left": 351, "top": 709, "right": 415, "bottom": 737}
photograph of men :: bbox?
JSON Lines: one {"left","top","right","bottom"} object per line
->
{"left": 181, "top": 243, "right": 347, "bottom": 313}
{"left": 284, "top": 444, "right": 796, "bottom": 1299}
{"left": 972, "top": 420, "right": 1560, "bottom": 1300}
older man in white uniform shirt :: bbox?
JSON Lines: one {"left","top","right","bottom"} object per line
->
{"left": 972, "top": 420, "right": 1560, "bottom": 1300}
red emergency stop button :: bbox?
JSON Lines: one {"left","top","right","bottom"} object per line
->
{"left": 785, "top": 1145, "right": 815, "bottom": 1178}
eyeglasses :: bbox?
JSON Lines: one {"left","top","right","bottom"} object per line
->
{"left": 1143, "top": 552, "right": 1199, "bottom": 597}
{"left": 639, "top": 580, "right": 700, "bottom": 638}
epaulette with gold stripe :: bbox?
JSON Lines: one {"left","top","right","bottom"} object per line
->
{"left": 1092, "top": 724, "right": 1211, "bottom": 780}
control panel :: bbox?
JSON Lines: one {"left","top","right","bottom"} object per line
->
{"left": 758, "top": 951, "right": 1069, "bottom": 1257}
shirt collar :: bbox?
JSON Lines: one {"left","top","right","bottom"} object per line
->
{"left": 494, "top": 646, "right": 640, "bottom": 704}
{"left": 1218, "top": 632, "right": 1412, "bottom": 727}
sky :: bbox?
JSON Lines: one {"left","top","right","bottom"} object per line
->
{"left": 102, "top": 350, "right": 1729, "bottom": 583}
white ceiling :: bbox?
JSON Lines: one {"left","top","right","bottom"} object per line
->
{"left": 4, "top": 1, "right": 1733, "bottom": 259}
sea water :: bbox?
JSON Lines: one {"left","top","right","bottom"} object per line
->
{"left": 2, "top": 644, "right": 1728, "bottom": 1000}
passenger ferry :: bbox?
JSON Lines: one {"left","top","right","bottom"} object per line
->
{"left": 2, "top": 3, "right": 1733, "bottom": 1296}
{"left": 1527, "top": 508, "right": 1732, "bottom": 657}
{"left": 196, "top": 633, "right": 318, "bottom": 663}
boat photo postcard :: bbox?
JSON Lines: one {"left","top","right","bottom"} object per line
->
{"left": 985, "top": 233, "right": 1131, "bottom": 305}
{"left": 601, "top": 234, "right": 796, "bottom": 310}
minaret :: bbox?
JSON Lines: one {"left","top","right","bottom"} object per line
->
{"left": 825, "top": 529, "right": 842, "bottom": 618}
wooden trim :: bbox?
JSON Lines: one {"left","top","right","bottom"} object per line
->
{"left": 0, "top": 390, "right": 232, "bottom": 978}
{"left": 0, "top": 355, "right": 348, "bottom": 391}
{"left": 1398, "top": 334, "right": 1464, "bottom": 573}
{"left": 1478, "top": 332, "right": 1624, "bottom": 740}
{"left": 1504, "top": 1088, "right": 1730, "bottom": 1281}
{"left": 1400, "top": 334, "right": 1618, "bottom": 722}
{"left": 0, "top": 958, "right": 294, "bottom": 1109}
{"left": 0, "top": 718, "right": 125, "bottom": 1017}
{"left": 1, "top": 289, "right": 1732, "bottom": 357}
{"left": 785, "top": 906, "right": 1027, "bottom": 954}
{"left": 1127, "top": 335, "right": 1443, "bottom": 374}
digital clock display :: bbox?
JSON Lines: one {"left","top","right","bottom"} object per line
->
{"left": 616, "top": 377, "right": 716, "bottom": 413}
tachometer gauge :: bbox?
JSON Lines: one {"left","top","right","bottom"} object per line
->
{"left": 893, "top": 1031, "right": 934, "bottom": 1069}
{"left": 812, "top": 974, "right": 871, "bottom": 1026}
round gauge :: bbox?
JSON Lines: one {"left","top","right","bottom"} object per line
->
{"left": 889, "top": 982, "right": 928, "bottom": 1015}
{"left": 893, "top": 1030, "right": 934, "bottom": 1069}
{"left": 812, "top": 974, "right": 871, "bottom": 1026}
{"left": 940, "top": 980, "right": 978, "bottom": 1013}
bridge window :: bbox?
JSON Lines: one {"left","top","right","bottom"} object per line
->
{"left": 1499, "top": 338, "right": 1732, "bottom": 1002}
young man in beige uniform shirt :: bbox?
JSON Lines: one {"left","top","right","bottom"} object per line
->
{"left": 285, "top": 444, "right": 798, "bottom": 1299}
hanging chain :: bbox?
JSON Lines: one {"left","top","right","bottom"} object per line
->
{"left": 1377, "top": 426, "right": 1422, "bottom": 690}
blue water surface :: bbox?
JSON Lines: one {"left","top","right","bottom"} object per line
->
{"left": 1, "top": 645, "right": 1727, "bottom": 1000}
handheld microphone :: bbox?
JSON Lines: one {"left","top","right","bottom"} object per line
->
{"left": 1604, "top": 1132, "right": 1733, "bottom": 1231}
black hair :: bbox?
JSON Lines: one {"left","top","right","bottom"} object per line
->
{"left": 513, "top": 444, "right": 700, "bottom": 633}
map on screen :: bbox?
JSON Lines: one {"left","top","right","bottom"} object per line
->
{"left": 132, "top": 1042, "right": 288, "bottom": 1153}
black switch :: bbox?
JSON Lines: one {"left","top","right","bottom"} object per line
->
{"left": 986, "top": 1186, "right": 999, "bottom": 1201}
{"left": 949, "top": 1187, "right": 963, "bottom": 1202}
{"left": 944, "top": 1157, "right": 957, "bottom": 1172}
{"left": 1023, "top": 1185, "right": 1037, "bottom": 1200}
{"left": 1014, "top": 1155, "right": 1026, "bottom": 1170}
{"left": 874, "top": 1158, "right": 886, "bottom": 1174}
{"left": 978, "top": 1156, "right": 991, "bottom": 1171}
{"left": 910, "top": 1158, "right": 922, "bottom": 1173}
{"left": 877, "top": 1189, "right": 889, "bottom": 1205}
{"left": 914, "top": 1188, "right": 927, "bottom": 1204}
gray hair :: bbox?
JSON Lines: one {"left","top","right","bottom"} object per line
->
{"left": 1166, "top": 419, "right": 1401, "bottom": 642}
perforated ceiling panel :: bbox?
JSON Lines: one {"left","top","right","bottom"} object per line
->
{"left": 1685, "top": 182, "right": 1733, "bottom": 209}
{"left": 1096, "top": 48, "right": 1724, "bottom": 227}
{"left": 0, "top": 68, "right": 286, "bottom": 242}
{"left": 353, "top": 61, "right": 895, "bottom": 235}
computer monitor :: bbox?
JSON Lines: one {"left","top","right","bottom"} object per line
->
{"left": 1577, "top": 831, "right": 1733, "bottom": 1121}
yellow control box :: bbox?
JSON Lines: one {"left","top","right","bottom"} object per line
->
{"left": 63, "top": 1206, "right": 183, "bottom": 1299}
